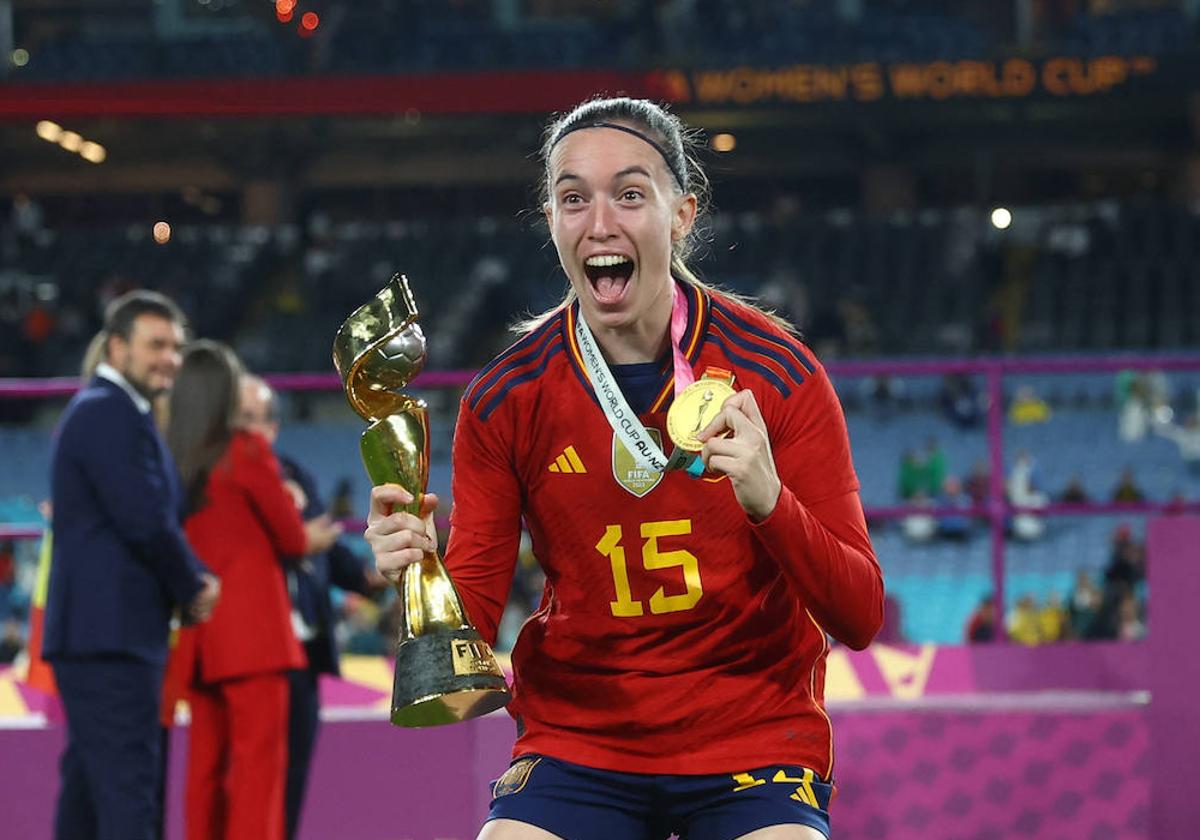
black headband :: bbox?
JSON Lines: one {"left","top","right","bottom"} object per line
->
{"left": 548, "top": 121, "right": 687, "bottom": 191}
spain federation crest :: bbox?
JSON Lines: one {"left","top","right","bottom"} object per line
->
{"left": 493, "top": 756, "right": 541, "bottom": 797}
{"left": 612, "top": 428, "right": 664, "bottom": 497}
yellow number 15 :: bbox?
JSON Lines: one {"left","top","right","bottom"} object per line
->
{"left": 596, "top": 519, "right": 703, "bottom": 617}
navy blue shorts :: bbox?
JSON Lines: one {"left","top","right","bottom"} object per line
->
{"left": 487, "top": 754, "right": 833, "bottom": 840}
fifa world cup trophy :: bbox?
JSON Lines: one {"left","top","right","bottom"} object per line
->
{"left": 333, "top": 274, "right": 510, "bottom": 727}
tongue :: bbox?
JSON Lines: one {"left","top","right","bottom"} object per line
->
{"left": 593, "top": 274, "right": 628, "bottom": 303}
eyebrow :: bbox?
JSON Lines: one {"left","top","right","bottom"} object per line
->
{"left": 553, "top": 165, "right": 654, "bottom": 188}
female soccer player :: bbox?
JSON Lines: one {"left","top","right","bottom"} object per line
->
{"left": 365, "top": 97, "right": 884, "bottom": 840}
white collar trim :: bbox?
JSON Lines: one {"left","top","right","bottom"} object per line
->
{"left": 96, "top": 362, "right": 153, "bottom": 415}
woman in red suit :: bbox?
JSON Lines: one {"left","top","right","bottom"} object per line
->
{"left": 167, "top": 341, "right": 324, "bottom": 840}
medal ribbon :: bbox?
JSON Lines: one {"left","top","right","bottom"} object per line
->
{"left": 574, "top": 282, "right": 695, "bottom": 473}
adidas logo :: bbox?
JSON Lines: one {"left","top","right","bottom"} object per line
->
{"left": 547, "top": 445, "right": 587, "bottom": 474}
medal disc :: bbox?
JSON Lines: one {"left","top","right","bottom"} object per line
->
{"left": 666, "top": 379, "right": 737, "bottom": 453}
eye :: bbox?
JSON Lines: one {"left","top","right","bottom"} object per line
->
{"left": 560, "top": 192, "right": 584, "bottom": 206}
{"left": 620, "top": 189, "right": 644, "bottom": 202}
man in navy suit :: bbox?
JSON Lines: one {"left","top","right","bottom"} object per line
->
{"left": 239, "top": 374, "right": 380, "bottom": 840}
{"left": 43, "top": 290, "right": 220, "bottom": 840}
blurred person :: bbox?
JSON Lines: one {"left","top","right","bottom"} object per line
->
{"left": 1067, "top": 570, "right": 1102, "bottom": 640}
{"left": 1155, "top": 411, "right": 1200, "bottom": 475}
{"left": 167, "top": 342, "right": 334, "bottom": 840}
{"left": 1007, "top": 450, "right": 1047, "bottom": 540}
{"left": 1008, "top": 384, "right": 1051, "bottom": 425}
{"left": 21, "top": 330, "right": 108, "bottom": 697}
{"left": 1007, "top": 594, "right": 1042, "bottom": 645}
{"left": 1111, "top": 468, "right": 1146, "bottom": 503}
{"left": 918, "top": 437, "right": 947, "bottom": 498}
{"left": 939, "top": 373, "right": 984, "bottom": 429}
{"left": 897, "top": 448, "right": 922, "bottom": 500}
{"left": 0, "top": 617, "right": 23, "bottom": 663}
{"left": 1116, "top": 593, "right": 1146, "bottom": 641}
{"left": 1037, "top": 592, "right": 1067, "bottom": 643}
{"left": 329, "top": 476, "right": 356, "bottom": 519}
{"left": 964, "top": 459, "right": 990, "bottom": 507}
{"left": 365, "top": 97, "right": 883, "bottom": 840}
{"left": 43, "top": 291, "right": 218, "bottom": 840}
{"left": 1058, "top": 474, "right": 1091, "bottom": 504}
{"left": 965, "top": 596, "right": 997, "bottom": 643}
{"left": 239, "top": 373, "right": 380, "bottom": 840}
{"left": 936, "top": 475, "right": 973, "bottom": 540}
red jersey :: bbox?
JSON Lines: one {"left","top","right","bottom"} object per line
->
{"left": 447, "top": 282, "right": 883, "bottom": 778}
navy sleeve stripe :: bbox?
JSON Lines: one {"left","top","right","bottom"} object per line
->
{"left": 710, "top": 315, "right": 808, "bottom": 392}
{"left": 710, "top": 318, "right": 806, "bottom": 392}
{"left": 479, "top": 341, "right": 566, "bottom": 421}
{"left": 465, "top": 314, "right": 562, "bottom": 411}
{"left": 704, "top": 330, "right": 792, "bottom": 398}
{"left": 711, "top": 300, "right": 815, "bottom": 377}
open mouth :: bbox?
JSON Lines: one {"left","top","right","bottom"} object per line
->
{"left": 583, "top": 255, "right": 635, "bottom": 304}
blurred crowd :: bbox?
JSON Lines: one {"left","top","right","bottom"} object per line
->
{"left": 964, "top": 521, "right": 1147, "bottom": 644}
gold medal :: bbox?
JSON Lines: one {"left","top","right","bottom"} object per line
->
{"left": 667, "top": 370, "right": 737, "bottom": 453}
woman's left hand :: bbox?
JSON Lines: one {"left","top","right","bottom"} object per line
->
{"left": 696, "top": 389, "right": 782, "bottom": 521}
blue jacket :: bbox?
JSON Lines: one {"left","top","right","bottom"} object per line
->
{"left": 43, "top": 376, "right": 208, "bottom": 665}
{"left": 280, "top": 455, "right": 372, "bottom": 676}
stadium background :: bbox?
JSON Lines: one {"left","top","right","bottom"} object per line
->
{"left": 1, "top": 1, "right": 1199, "bottom": 838}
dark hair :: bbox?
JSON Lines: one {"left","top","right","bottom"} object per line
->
{"left": 167, "top": 340, "right": 243, "bottom": 515}
{"left": 103, "top": 289, "right": 187, "bottom": 343}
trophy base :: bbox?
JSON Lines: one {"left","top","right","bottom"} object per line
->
{"left": 391, "top": 627, "right": 511, "bottom": 728}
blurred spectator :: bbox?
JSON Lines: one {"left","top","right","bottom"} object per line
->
{"left": 340, "top": 594, "right": 387, "bottom": 656}
{"left": 939, "top": 373, "right": 984, "bottom": 429}
{"left": 1156, "top": 412, "right": 1200, "bottom": 475}
{"left": 329, "top": 478, "right": 356, "bottom": 519}
{"left": 1116, "top": 370, "right": 1172, "bottom": 442}
{"left": 1116, "top": 594, "right": 1146, "bottom": 641}
{"left": 920, "top": 439, "right": 947, "bottom": 498}
{"left": 1111, "top": 468, "right": 1146, "bottom": 503}
{"left": 1009, "top": 385, "right": 1051, "bottom": 425}
{"left": 0, "top": 618, "right": 23, "bottom": 663}
{"left": 965, "top": 596, "right": 997, "bottom": 643}
{"left": 863, "top": 374, "right": 904, "bottom": 421}
{"left": 1007, "top": 450, "right": 1048, "bottom": 540}
{"left": 1105, "top": 524, "right": 1145, "bottom": 589}
{"left": 1007, "top": 594, "right": 1042, "bottom": 645}
{"left": 168, "top": 341, "right": 325, "bottom": 840}
{"left": 1037, "top": 593, "right": 1067, "bottom": 643}
{"left": 1059, "top": 474, "right": 1091, "bottom": 503}
{"left": 964, "top": 460, "right": 990, "bottom": 506}
{"left": 936, "top": 476, "right": 973, "bottom": 540}
{"left": 1068, "top": 570, "right": 1102, "bottom": 639}
{"left": 897, "top": 449, "right": 922, "bottom": 501}
{"left": 0, "top": 540, "right": 15, "bottom": 606}
{"left": 10, "top": 193, "right": 44, "bottom": 253}
{"left": 901, "top": 491, "right": 937, "bottom": 542}
{"left": 237, "top": 373, "right": 374, "bottom": 840}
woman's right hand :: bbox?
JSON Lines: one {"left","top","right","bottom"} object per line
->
{"left": 365, "top": 485, "right": 440, "bottom": 584}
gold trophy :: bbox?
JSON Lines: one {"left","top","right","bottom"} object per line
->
{"left": 333, "top": 274, "right": 510, "bottom": 727}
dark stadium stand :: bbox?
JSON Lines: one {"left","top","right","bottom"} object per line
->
{"left": 7, "top": 1, "right": 1197, "bottom": 82}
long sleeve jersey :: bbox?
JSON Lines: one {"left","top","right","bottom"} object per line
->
{"left": 445, "top": 282, "right": 884, "bottom": 779}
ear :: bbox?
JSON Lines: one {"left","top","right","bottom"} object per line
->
{"left": 543, "top": 201, "right": 553, "bottom": 229}
{"left": 105, "top": 332, "right": 127, "bottom": 365}
{"left": 672, "top": 193, "right": 698, "bottom": 243}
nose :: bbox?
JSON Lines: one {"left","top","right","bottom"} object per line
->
{"left": 587, "top": 197, "right": 616, "bottom": 241}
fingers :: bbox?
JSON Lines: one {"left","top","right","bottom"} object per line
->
{"left": 696, "top": 391, "right": 761, "bottom": 443}
{"left": 368, "top": 484, "right": 413, "bottom": 524}
{"left": 418, "top": 492, "right": 440, "bottom": 520}
{"left": 365, "top": 506, "right": 437, "bottom": 583}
